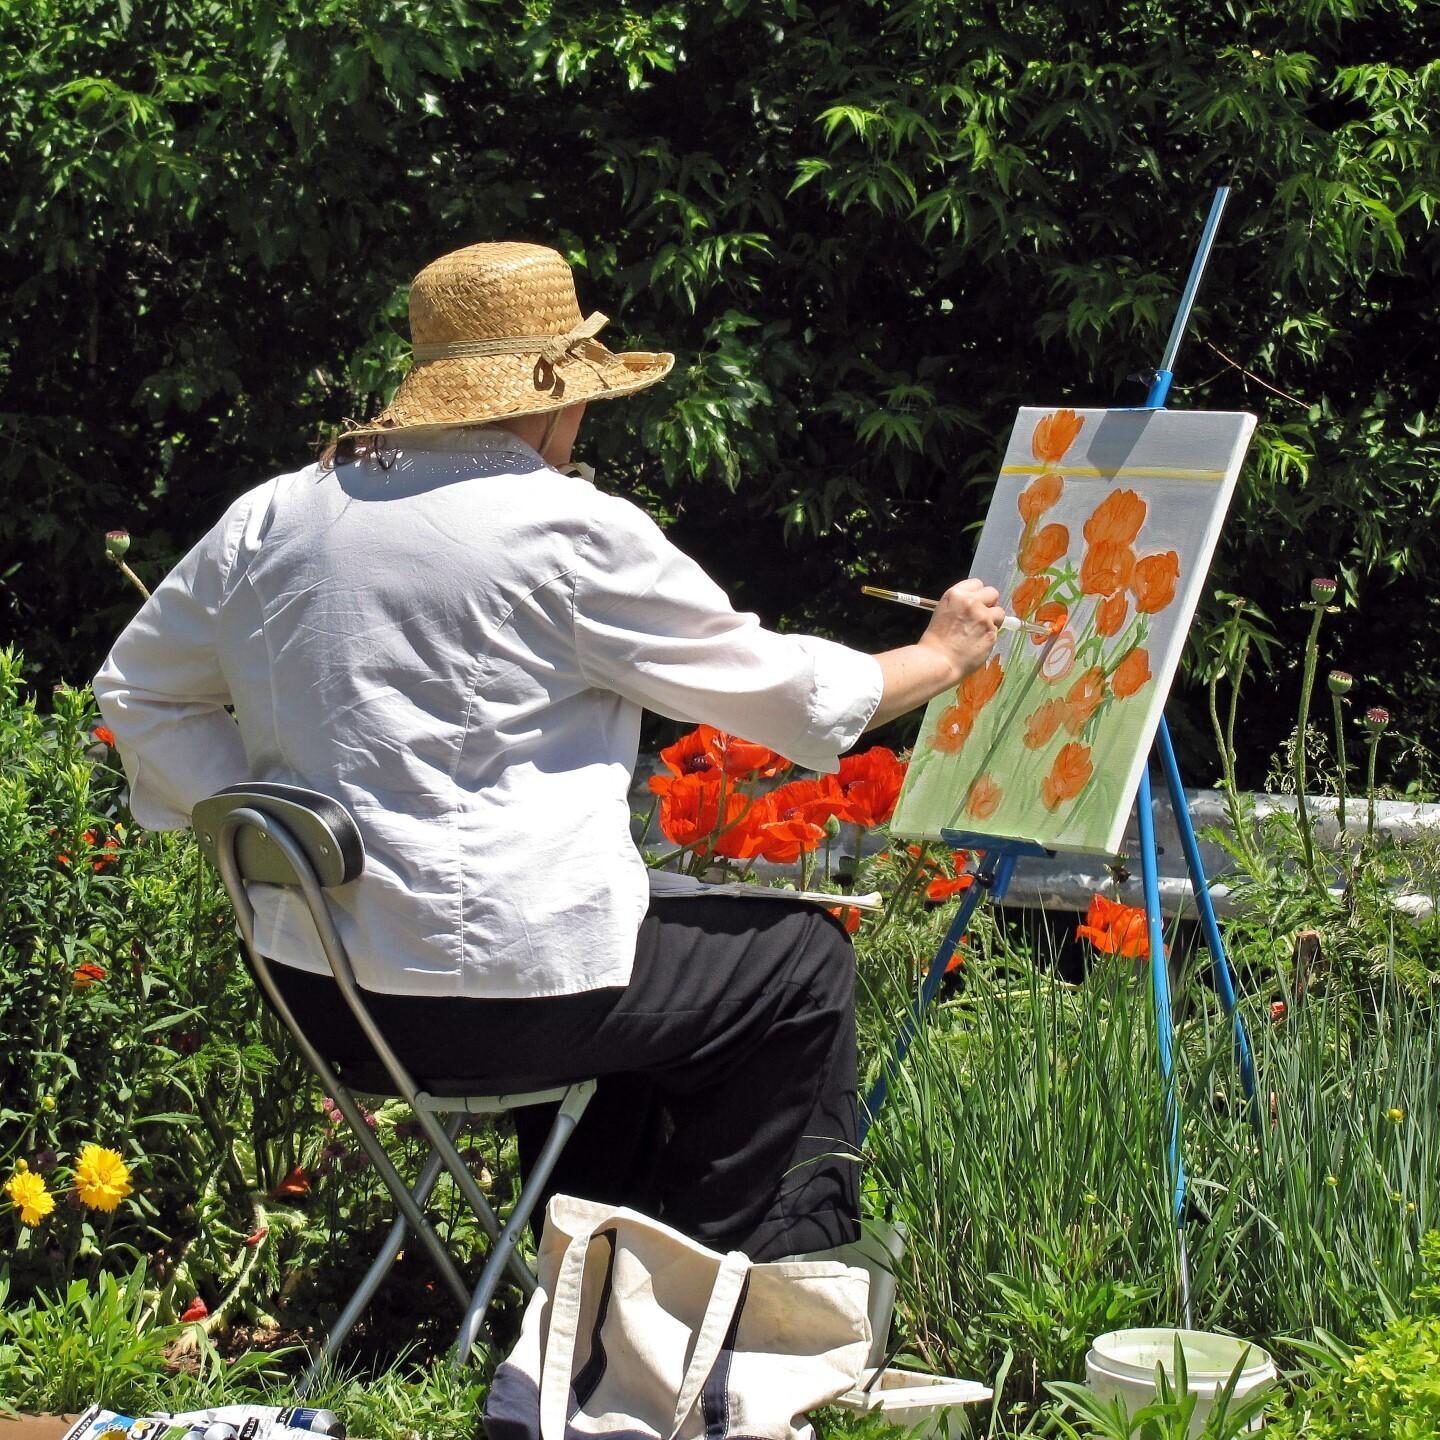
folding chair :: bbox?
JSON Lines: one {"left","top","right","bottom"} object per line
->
{"left": 191, "top": 783, "right": 596, "bottom": 1384}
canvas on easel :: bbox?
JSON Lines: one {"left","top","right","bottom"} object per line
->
{"left": 890, "top": 405, "right": 1257, "bottom": 854}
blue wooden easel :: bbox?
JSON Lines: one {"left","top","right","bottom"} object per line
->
{"left": 861, "top": 188, "right": 1258, "bottom": 1327}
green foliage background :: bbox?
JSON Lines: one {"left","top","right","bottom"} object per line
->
{"left": 3, "top": 0, "right": 1436, "bottom": 780}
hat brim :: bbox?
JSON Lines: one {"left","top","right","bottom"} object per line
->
{"left": 342, "top": 339, "right": 674, "bottom": 438}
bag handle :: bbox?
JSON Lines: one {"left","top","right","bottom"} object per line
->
{"left": 665, "top": 1249, "right": 749, "bottom": 1440}
{"left": 538, "top": 1210, "right": 750, "bottom": 1440}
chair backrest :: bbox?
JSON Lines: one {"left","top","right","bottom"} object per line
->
{"left": 192, "top": 782, "right": 365, "bottom": 887}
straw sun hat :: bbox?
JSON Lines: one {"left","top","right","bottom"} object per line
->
{"left": 343, "top": 241, "right": 674, "bottom": 437}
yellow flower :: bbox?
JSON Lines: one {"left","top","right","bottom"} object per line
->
{"left": 5, "top": 1168, "right": 55, "bottom": 1227}
{"left": 73, "top": 1144, "right": 132, "bottom": 1212}
{"left": 1387, "top": 1107, "right": 1405, "bottom": 1124}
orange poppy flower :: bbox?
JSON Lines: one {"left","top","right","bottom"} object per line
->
{"left": 1131, "top": 551, "right": 1180, "bottom": 613}
{"left": 827, "top": 905, "right": 862, "bottom": 936}
{"left": 1030, "top": 409, "right": 1084, "bottom": 465}
{"left": 92, "top": 836, "right": 120, "bottom": 872}
{"left": 957, "top": 656, "right": 1005, "bottom": 713}
{"left": 1096, "top": 592, "right": 1129, "bottom": 636}
{"left": 1032, "top": 601, "right": 1068, "bottom": 642}
{"left": 1064, "top": 666, "right": 1106, "bottom": 735}
{"left": 1018, "top": 471, "right": 1064, "bottom": 523}
{"left": 835, "top": 747, "right": 907, "bottom": 829}
{"left": 1112, "top": 646, "right": 1152, "bottom": 699}
{"left": 72, "top": 962, "right": 106, "bottom": 990}
{"left": 1019, "top": 522, "right": 1069, "bottom": 576}
{"left": 931, "top": 703, "right": 973, "bottom": 754}
{"left": 944, "top": 939, "right": 968, "bottom": 974}
{"left": 92, "top": 726, "right": 116, "bottom": 747}
{"left": 1011, "top": 575, "right": 1049, "bottom": 619}
{"left": 1040, "top": 742, "right": 1093, "bottom": 810}
{"left": 1083, "top": 489, "right": 1147, "bottom": 547}
{"left": 1076, "top": 893, "right": 1150, "bottom": 958}
{"left": 1080, "top": 540, "right": 1136, "bottom": 597}
{"left": 180, "top": 1297, "right": 209, "bottom": 1324}
{"left": 965, "top": 772, "right": 1003, "bottom": 820}
{"left": 1023, "top": 698, "right": 1067, "bottom": 750}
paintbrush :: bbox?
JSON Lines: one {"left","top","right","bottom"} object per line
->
{"left": 860, "top": 585, "right": 1051, "bottom": 637}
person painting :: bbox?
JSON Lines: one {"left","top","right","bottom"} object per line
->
{"left": 93, "top": 242, "right": 1004, "bottom": 1263}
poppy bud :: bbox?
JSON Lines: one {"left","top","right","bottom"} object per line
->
{"left": 104, "top": 530, "right": 131, "bottom": 558}
{"left": 824, "top": 814, "right": 842, "bottom": 840}
{"left": 1326, "top": 670, "right": 1353, "bottom": 696}
{"left": 1363, "top": 707, "right": 1391, "bottom": 733}
{"left": 1309, "top": 577, "right": 1337, "bottom": 604}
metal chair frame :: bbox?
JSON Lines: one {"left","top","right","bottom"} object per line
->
{"left": 192, "top": 784, "right": 595, "bottom": 1383}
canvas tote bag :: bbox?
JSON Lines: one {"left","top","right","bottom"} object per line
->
{"left": 484, "top": 1195, "right": 872, "bottom": 1440}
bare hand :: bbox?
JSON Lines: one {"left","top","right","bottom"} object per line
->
{"left": 917, "top": 578, "right": 1005, "bottom": 684}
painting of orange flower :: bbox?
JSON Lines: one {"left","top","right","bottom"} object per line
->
{"left": 891, "top": 405, "right": 1256, "bottom": 855}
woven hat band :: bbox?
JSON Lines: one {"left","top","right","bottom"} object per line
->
{"left": 412, "top": 311, "right": 609, "bottom": 365}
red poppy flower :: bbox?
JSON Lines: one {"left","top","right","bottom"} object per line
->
{"left": 1040, "top": 742, "right": 1093, "bottom": 810}
{"left": 1075, "top": 894, "right": 1150, "bottom": 958}
{"left": 179, "top": 1297, "right": 209, "bottom": 1324}
{"left": 827, "top": 905, "right": 863, "bottom": 936}
{"left": 1019, "top": 523, "right": 1070, "bottom": 576}
{"left": 756, "top": 817, "right": 827, "bottom": 865}
{"left": 767, "top": 777, "right": 845, "bottom": 827}
{"left": 650, "top": 771, "right": 744, "bottom": 851}
{"left": 658, "top": 726, "right": 720, "bottom": 777}
{"left": 1030, "top": 409, "right": 1084, "bottom": 465}
{"left": 72, "top": 962, "right": 106, "bottom": 990}
{"left": 92, "top": 726, "right": 116, "bottom": 747}
{"left": 1112, "top": 647, "right": 1152, "bottom": 699}
{"left": 835, "top": 747, "right": 907, "bottom": 829}
{"left": 92, "top": 836, "right": 120, "bottom": 872}
{"left": 1017, "top": 471, "right": 1064, "bottom": 523}
{"left": 709, "top": 731, "right": 791, "bottom": 780}
{"left": 271, "top": 1166, "right": 312, "bottom": 1199}
{"left": 926, "top": 874, "right": 975, "bottom": 903}
{"left": 55, "top": 853, "right": 71, "bottom": 868}
{"left": 944, "top": 938, "right": 968, "bottom": 974}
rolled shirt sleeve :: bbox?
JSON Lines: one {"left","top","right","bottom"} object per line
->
{"left": 572, "top": 493, "right": 883, "bottom": 773}
{"left": 91, "top": 498, "right": 253, "bottom": 829}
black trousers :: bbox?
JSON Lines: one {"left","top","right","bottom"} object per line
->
{"left": 268, "top": 894, "right": 860, "bottom": 1261}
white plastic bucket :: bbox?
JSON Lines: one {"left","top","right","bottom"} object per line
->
{"left": 1086, "top": 1328, "right": 1276, "bottom": 1437}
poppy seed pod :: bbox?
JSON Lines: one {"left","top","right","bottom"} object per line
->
{"left": 1364, "top": 707, "right": 1391, "bottom": 733}
{"left": 1327, "top": 670, "right": 1354, "bottom": 696}
{"left": 1310, "top": 577, "right": 1338, "bottom": 604}
{"left": 104, "top": 529, "right": 131, "bottom": 558}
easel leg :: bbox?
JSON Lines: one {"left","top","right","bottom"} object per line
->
{"left": 1155, "top": 716, "right": 1259, "bottom": 1118}
{"left": 1137, "top": 764, "right": 1193, "bottom": 1327}
{"left": 858, "top": 853, "right": 1005, "bottom": 1145}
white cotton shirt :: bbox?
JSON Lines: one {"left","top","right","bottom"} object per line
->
{"left": 92, "top": 429, "right": 883, "bottom": 998}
